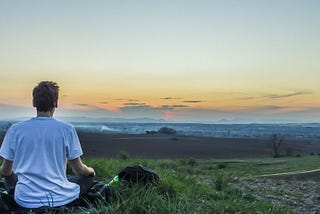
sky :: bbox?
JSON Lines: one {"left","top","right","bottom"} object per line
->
{"left": 0, "top": 0, "right": 319, "bottom": 123}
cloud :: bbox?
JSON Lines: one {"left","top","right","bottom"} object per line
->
{"left": 161, "top": 97, "right": 181, "bottom": 100}
{"left": 74, "top": 103, "right": 89, "bottom": 107}
{"left": 100, "top": 101, "right": 108, "bottom": 104}
{"left": 1, "top": 99, "right": 319, "bottom": 123}
{"left": 239, "top": 91, "right": 314, "bottom": 100}
{"left": 72, "top": 103, "right": 112, "bottom": 112}
{"left": 55, "top": 104, "right": 320, "bottom": 123}
{"left": 120, "top": 104, "right": 150, "bottom": 110}
{"left": 243, "top": 105, "right": 284, "bottom": 112}
{"left": 159, "top": 105, "right": 174, "bottom": 110}
{"left": 120, "top": 104, "right": 172, "bottom": 112}
{"left": 56, "top": 104, "right": 115, "bottom": 118}
{"left": 123, "top": 102, "right": 146, "bottom": 106}
{"left": 267, "top": 91, "right": 313, "bottom": 99}
{"left": 171, "top": 105, "right": 189, "bottom": 108}
{"left": 119, "top": 104, "right": 186, "bottom": 118}
{"left": 60, "top": 104, "right": 320, "bottom": 123}
{"left": 183, "top": 100, "right": 203, "bottom": 103}
{"left": 119, "top": 105, "right": 163, "bottom": 118}
{"left": 238, "top": 96, "right": 261, "bottom": 100}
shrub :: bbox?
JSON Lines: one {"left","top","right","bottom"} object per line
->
{"left": 118, "top": 151, "right": 129, "bottom": 160}
{"left": 146, "top": 130, "right": 157, "bottom": 134}
{"left": 158, "top": 127, "right": 176, "bottom": 135}
{"left": 187, "top": 158, "right": 197, "bottom": 167}
{"left": 217, "top": 163, "right": 227, "bottom": 169}
{"left": 213, "top": 172, "right": 228, "bottom": 191}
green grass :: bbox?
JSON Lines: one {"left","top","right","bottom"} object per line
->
{"left": 4, "top": 155, "right": 320, "bottom": 213}
{"left": 77, "top": 155, "right": 320, "bottom": 213}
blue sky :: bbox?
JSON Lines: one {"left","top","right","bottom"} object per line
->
{"left": 0, "top": 0, "right": 319, "bottom": 122}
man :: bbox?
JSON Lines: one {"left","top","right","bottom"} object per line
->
{"left": 0, "top": 81, "right": 95, "bottom": 208}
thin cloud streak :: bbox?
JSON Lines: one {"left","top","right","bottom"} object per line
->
{"left": 183, "top": 100, "right": 203, "bottom": 103}
{"left": 73, "top": 103, "right": 112, "bottom": 112}
{"left": 267, "top": 91, "right": 314, "bottom": 99}
{"left": 74, "top": 103, "right": 89, "bottom": 107}
{"left": 171, "top": 105, "right": 189, "bottom": 108}
{"left": 123, "top": 102, "right": 146, "bottom": 106}
{"left": 238, "top": 96, "right": 262, "bottom": 100}
{"left": 239, "top": 91, "right": 314, "bottom": 100}
{"left": 242, "top": 105, "right": 284, "bottom": 112}
{"left": 161, "top": 97, "right": 181, "bottom": 100}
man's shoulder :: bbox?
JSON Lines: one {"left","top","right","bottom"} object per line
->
{"left": 8, "top": 121, "right": 25, "bottom": 130}
{"left": 4, "top": 120, "right": 31, "bottom": 135}
{"left": 52, "top": 119, "right": 75, "bottom": 129}
{"left": 18, "top": 118, "right": 74, "bottom": 129}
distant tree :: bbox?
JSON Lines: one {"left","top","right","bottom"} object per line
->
{"left": 158, "top": 127, "right": 176, "bottom": 135}
{"left": 272, "top": 134, "right": 284, "bottom": 158}
{"left": 118, "top": 151, "right": 129, "bottom": 160}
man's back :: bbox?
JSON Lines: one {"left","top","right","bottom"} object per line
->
{"left": 0, "top": 117, "right": 82, "bottom": 208}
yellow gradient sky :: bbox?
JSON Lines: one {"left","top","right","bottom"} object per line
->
{"left": 0, "top": 1, "right": 319, "bottom": 122}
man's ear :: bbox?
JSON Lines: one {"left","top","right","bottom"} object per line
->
{"left": 54, "top": 100, "right": 58, "bottom": 108}
{"left": 32, "top": 99, "right": 36, "bottom": 107}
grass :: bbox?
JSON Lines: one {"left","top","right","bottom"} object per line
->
{"left": 4, "top": 155, "right": 320, "bottom": 213}
{"left": 79, "top": 155, "right": 320, "bottom": 213}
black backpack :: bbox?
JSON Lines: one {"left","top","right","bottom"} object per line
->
{"left": 118, "top": 165, "right": 159, "bottom": 185}
{"left": 0, "top": 180, "right": 16, "bottom": 213}
{"left": 81, "top": 181, "right": 113, "bottom": 206}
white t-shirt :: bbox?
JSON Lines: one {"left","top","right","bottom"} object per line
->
{"left": 0, "top": 117, "right": 83, "bottom": 208}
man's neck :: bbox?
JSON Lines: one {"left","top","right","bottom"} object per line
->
{"left": 37, "top": 110, "right": 54, "bottom": 117}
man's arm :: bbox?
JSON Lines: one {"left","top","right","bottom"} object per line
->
{"left": 69, "top": 157, "right": 95, "bottom": 177}
{"left": 0, "top": 159, "right": 13, "bottom": 177}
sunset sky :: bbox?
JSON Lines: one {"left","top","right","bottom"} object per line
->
{"left": 0, "top": 0, "right": 319, "bottom": 123}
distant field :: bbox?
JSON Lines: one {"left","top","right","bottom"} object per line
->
{"left": 77, "top": 132, "right": 320, "bottom": 159}
{"left": 1, "top": 130, "right": 319, "bottom": 159}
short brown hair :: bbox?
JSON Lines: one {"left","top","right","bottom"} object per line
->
{"left": 33, "top": 81, "right": 59, "bottom": 112}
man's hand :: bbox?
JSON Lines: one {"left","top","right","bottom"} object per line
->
{"left": 87, "top": 167, "right": 96, "bottom": 177}
{"left": 69, "top": 157, "right": 96, "bottom": 177}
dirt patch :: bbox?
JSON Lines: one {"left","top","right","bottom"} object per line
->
{"left": 235, "top": 170, "right": 320, "bottom": 213}
{"left": 257, "top": 169, "right": 320, "bottom": 181}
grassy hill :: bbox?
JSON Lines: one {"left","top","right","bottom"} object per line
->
{"left": 2, "top": 155, "right": 320, "bottom": 213}
{"left": 74, "top": 155, "right": 320, "bottom": 213}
